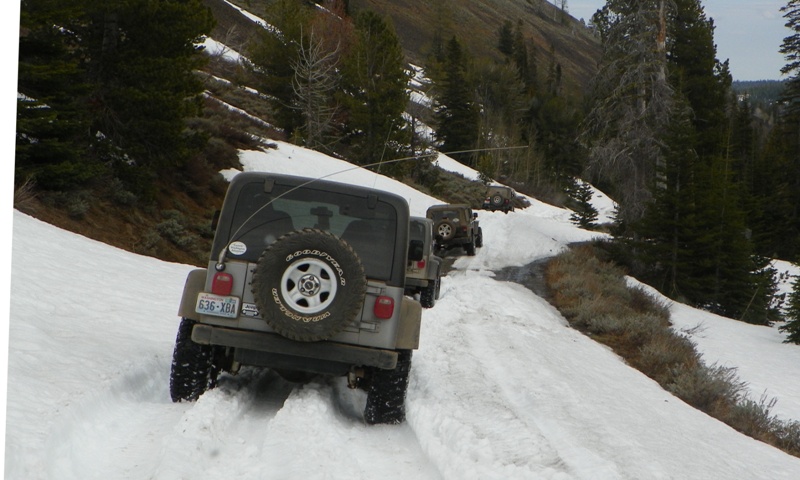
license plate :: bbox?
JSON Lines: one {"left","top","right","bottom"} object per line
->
{"left": 196, "top": 293, "right": 240, "bottom": 318}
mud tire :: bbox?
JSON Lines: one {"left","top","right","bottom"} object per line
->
{"left": 170, "top": 318, "right": 220, "bottom": 402}
{"left": 420, "top": 277, "right": 438, "bottom": 308}
{"left": 465, "top": 240, "right": 476, "bottom": 256}
{"left": 364, "top": 350, "right": 412, "bottom": 425}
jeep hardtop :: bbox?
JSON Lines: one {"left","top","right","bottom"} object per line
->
{"left": 482, "top": 185, "right": 516, "bottom": 213}
{"left": 171, "top": 171, "right": 422, "bottom": 424}
{"left": 426, "top": 203, "right": 483, "bottom": 256}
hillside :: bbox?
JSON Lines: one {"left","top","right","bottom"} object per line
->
{"left": 19, "top": 0, "right": 599, "bottom": 268}
{"left": 350, "top": 0, "right": 601, "bottom": 93}
{"left": 208, "top": 0, "right": 602, "bottom": 95}
{"left": 732, "top": 79, "right": 786, "bottom": 105}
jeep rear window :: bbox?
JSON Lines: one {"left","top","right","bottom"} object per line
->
{"left": 409, "top": 221, "right": 426, "bottom": 242}
{"left": 428, "top": 210, "right": 462, "bottom": 222}
{"left": 226, "top": 181, "right": 398, "bottom": 280}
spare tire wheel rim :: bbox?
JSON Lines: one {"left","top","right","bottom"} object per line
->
{"left": 437, "top": 222, "right": 453, "bottom": 239}
{"left": 281, "top": 257, "right": 337, "bottom": 314}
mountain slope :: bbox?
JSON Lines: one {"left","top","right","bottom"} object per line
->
{"left": 206, "top": 0, "right": 602, "bottom": 94}
{"left": 350, "top": 0, "right": 601, "bottom": 92}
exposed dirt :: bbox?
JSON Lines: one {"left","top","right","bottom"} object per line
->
{"left": 492, "top": 258, "right": 552, "bottom": 300}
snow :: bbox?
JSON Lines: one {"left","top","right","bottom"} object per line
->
{"left": 222, "top": 0, "right": 279, "bottom": 36}
{"left": 200, "top": 37, "right": 243, "bottom": 63}
{"left": 7, "top": 140, "right": 800, "bottom": 479}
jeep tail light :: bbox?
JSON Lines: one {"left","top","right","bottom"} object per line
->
{"left": 212, "top": 272, "right": 233, "bottom": 295}
{"left": 374, "top": 296, "right": 394, "bottom": 319}
{"left": 416, "top": 259, "right": 426, "bottom": 269}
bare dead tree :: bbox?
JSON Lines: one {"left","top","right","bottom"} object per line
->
{"left": 579, "top": 0, "right": 676, "bottom": 225}
{"left": 291, "top": 28, "right": 341, "bottom": 149}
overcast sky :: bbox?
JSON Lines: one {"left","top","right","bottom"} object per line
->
{"left": 568, "top": 0, "right": 787, "bottom": 81}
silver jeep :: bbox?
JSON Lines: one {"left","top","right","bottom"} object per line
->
{"left": 170, "top": 171, "right": 422, "bottom": 424}
{"left": 405, "top": 217, "right": 442, "bottom": 308}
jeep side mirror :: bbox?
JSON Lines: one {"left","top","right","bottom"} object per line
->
{"left": 473, "top": 212, "right": 478, "bottom": 218}
{"left": 408, "top": 240, "right": 424, "bottom": 261}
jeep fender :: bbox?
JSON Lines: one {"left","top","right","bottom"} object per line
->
{"left": 177, "top": 268, "right": 207, "bottom": 320}
{"left": 395, "top": 297, "right": 422, "bottom": 350}
{"left": 428, "top": 256, "right": 442, "bottom": 281}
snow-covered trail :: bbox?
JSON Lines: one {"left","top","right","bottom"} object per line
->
{"left": 7, "top": 212, "right": 443, "bottom": 480}
{"left": 411, "top": 271, "right": 800, "bottom": 479}
{"left": 7, "top": 194, "right": 800, "bottom": 479}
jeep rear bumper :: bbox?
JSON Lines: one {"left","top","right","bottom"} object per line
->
{"left": 405, "top": 277, "right": 431, "bottom": 288}
{"left": 191, "top": 324, "right": 399, "bottom": 373}
{"left": 440, "top": 236, "right": 472, "bottom": 248}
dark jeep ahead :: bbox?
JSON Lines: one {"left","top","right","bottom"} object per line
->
{"left": 426, "top": 204, "right": 483, "bottom": 256}
{"left": 171, "top": 171, "right": 422, "bottom": 424}
{"left": 405, "top": 217, "right": 442, "bottom": 308}
{"left": 482, "top": 185, "right": 516, "bottom": 213}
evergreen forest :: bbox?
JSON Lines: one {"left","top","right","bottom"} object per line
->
{"left": 14, "top": 0, "right": 800, "bottom": 338}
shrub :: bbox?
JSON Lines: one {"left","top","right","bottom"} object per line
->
{"left": 109, "top": 178, "right": 138, "bottom": 206}
{"left": 544, "top": 243, "right": 800, "bottom": 458}
{"left": 666, "top": 363, "right": 746, "bottom": 414}
{"left": 141, "top": 230, "right": 162, "bottom": 250}
{"left": 13, "top": 177, "right": 38, "bottom": 212}
{"left": 67, "top": 197, "right": 90, "bottom": 219}
{"left": 156, "top": 211, "right": 199, "bottom": 248}
{"left": 637, "top": 332, "right": 699, "bottom": 383}
{"left": 726, "top": 394, "right": 780, "bottom": 440}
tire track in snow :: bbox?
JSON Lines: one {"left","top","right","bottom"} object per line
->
{"left": 38, "top": 347, "right": 440, "bottom": 479}
{"left": 149, "top": 368, "right": 294, "bottom": 479}
{"left": 43, "top": 356, "right": 185, "bottom": 480}
{"left": 407, "top": 271, "right": 575, "bottom": 479}
{"left": 42, "top": 361, "right": 292, "bottom": 480}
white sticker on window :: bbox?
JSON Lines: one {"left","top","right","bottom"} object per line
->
{"left": 228, "top": 241, "right": 247, "bottom": 256}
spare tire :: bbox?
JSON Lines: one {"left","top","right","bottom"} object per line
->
{"left": 491, "top": 194, "right": 503, "bottom": 206}
{"left": 251, "top": 228, "right": 366, "bottom": 342}
{"left": 435, "top": 220, "right": 456, "bottom": 241}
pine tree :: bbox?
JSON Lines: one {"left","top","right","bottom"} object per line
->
{"left": 512, "top": 21, "right": 532, "bottom": 91}
{"left": 434, "top": 36, "right": 480, "bottom": 166}
{"left": 83, "top": 0, "right": 215, "bottom": 175}
{"left": 339, "top": 10, "right": 409, "bottom": 168}
{"left": 666, "top": 0, "right": 765, "bottom": 321}
{"left": 780, "top": 274, "right": 800, "bottom": 344}
{"left": 581, "top": 0, "right": 674, "bottom": 225}
{"left": 497, "top": 21, "right": 514, "bottom": 57}
{"left": 249, "top": 0, "right": 313, "bottom": 137}
{"left": 780, "top": 0, "right": 800, "bottom": 122}
{"left": 757, "top": 0, "right": 800, "bottom": 261}
{"left": 756, "top": 125, "right": 800, "bottom": 260}
{"left": 635, "top": 97, "right": 699, "bottom": 300}
{"left": 592, "top": 0, "right": 771, "bottom": 322}
{"left": 668, "top": 0, "right": 730, "bottom": 157}
{"left": 693, "top": 155, "right": 763, "bottom": 321}
{"left": 566, "top": 180, "right": 599, "bottom": 229}
{"left": 16, "top": 0, "right": 214, "bottom": 194}
{"left": 17, "top": 0, "right": 99, "bottom": 189}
